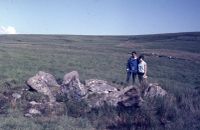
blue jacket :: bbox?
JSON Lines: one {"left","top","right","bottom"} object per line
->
{"left": 126, "top": 57, "right": 138, "bottom": 73}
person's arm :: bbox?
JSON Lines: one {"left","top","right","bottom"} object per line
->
{"left": 144, "top": 63, "right": 147, "bottom": 78}
{"left": 126, "top": 58, "right": 130, "bottom": 71}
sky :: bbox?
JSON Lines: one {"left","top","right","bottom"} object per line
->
{"left": 0, "top": 0, "right": 200, "bottom": 35}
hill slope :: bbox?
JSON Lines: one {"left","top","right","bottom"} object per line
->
{"left": 0, "top": 32, "right": 199, "bottom": 129}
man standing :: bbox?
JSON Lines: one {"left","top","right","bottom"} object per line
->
{"left": 126, "top": 51, "right": 138, "bottom": 85}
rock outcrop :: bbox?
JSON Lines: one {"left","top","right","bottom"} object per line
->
{"left": 26, "top": 71, "right": 168, "bottom": 116}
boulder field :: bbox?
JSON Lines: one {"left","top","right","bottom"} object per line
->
{"left": 25, "top": 71, "right": 167, "bottom": 117}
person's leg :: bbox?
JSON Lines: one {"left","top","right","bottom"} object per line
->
{"left": 138, "top": 74, "right": 143, "bottom": 84}
{"left": 138, "top": 73, "right": 147, "bottom": 96}
{"left": 126, "top": 71, "right": 131, "bottom": 85}
{"left": 132, "top": 73, "right": 136, "bottom": 85}
{"left": 142, "top": 77, "right": 148, "bottom": 87}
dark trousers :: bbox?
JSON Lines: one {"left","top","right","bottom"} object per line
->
{"left": 138, "top": 73, "right": 144, "bottom": 84}
{"left": 138, "top": 73, "right": 147, "bottom": 84}
{"left": 138, "top": 73, "right": 148, "bottom": 95}
{"left": 126, "top": 71, "right": 137, "bottom": 85}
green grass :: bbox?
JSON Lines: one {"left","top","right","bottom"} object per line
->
{"left": 0, "top": 109, "right": 93, "bottom": 130}
{"left": 0, "top": 33, "right": 200, "bottom": 129}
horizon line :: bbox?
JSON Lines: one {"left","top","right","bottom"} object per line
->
{"left": 0, "top": 31, "right": 200, "bottom": 37}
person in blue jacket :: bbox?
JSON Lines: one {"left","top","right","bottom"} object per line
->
{"left": 126, "top": 51, "right": 138, "bottom": 85}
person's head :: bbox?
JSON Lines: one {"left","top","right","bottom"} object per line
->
{"left": 138, "top": 55, "right": 145, "bottom": 62}
{"left": 131, "top": 51, "right": 137, "bottom": 58}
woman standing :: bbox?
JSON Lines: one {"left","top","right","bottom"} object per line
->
{"left": 138, "top": 55, "right": 148, "bottom": 85}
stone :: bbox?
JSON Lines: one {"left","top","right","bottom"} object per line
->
{"left": 24, "top": 113, "right": 32, "bottom": 118}
{"left": 26, "top": 101, "right": 66, "bottom": 117}
{"left": 62, "top": 71, "right": 87, "bottom": 99}
{"left": 144, "top": 83, "right": 167, "bottom": 97}
{"left": 85, "top": 79, "right": 107, "bottom": 87}
{"left": 27, "top": 71, "right": 60, "bottom": 102}
{"left": 85, "top": 79, "right": 117, "bottom": 94}
{"left": 28, "top": 108, "right": 41, "bottom": 115}
{"left": 29, "top": 101, "right": 42, "bottom": 105}
{"left": 63, "top": 71, "right": 80, "bottom": 85}
{"left": 12, "top": 93, "right": 21, "bottom": 99}
{"left": 112, "top": 86, "right": 142, "bottom": 107}
{"left": 85, "top": 86, "right": 142, "bottom": 108}
{"left": 26, "top": 71, "right": 167, "bottom": 112}
{"left": 61, "top": 72, "right": 144, "bottom": 108}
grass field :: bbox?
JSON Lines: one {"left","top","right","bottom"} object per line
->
{"left": 0, "top": 32, "right": 200, "bottom": 129}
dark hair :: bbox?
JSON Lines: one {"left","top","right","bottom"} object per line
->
{"left": 138, "top": 55, "right": 144, "bottom": 60}
{"left": 131, "top": 51, "right": 137, "bottom": 55}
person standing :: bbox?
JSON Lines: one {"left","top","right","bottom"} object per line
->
{"left": 126, "top": 51, "right": 138, "bottom": 85}
{"left": 138, "top": 55, "right": 147, "bottom": 85}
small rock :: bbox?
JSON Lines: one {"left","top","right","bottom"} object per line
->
{"left": 12, "top": 93, "right": 21, "bottom": 99}
{"left": 28, "top": 108, "right": 41, "bottom": 115}
{"left": 24, "top": 113, "right": 32, "bottom": 118}
{"left": 29, "top": 101, "right": 41, "bottom": 105}
{"left": 85, "top": 79, "right": 107, "bottom": 87}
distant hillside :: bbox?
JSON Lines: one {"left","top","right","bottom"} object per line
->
{"left": 0, "top": 32, "right": 199, "bottom": 130}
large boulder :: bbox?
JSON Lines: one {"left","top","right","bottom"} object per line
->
{"left": 84, "top": 86, "right": 142, "bottom": 108}
{"left": 62, "top": 71, "right": 87, "bottom": 100}
{"left": 27, "top": 71, "right": 60, "bottom": 102}
{"left": 83, "top": 79, "right": 119, "bottom": 108}
{"left": 110, "top": 86, "right": 142, "bottom": 107}
{"left": 144, "top": 83, "right": 167, "bottom": 97}
{"left": 85, "top": 79, "right": 118, "bottom": 94}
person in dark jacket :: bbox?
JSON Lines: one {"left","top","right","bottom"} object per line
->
{"left": 126, "top": 51, "right": 138, "bottom": 85}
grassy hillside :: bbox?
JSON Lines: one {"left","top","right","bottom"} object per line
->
{"left": 0, "top": 32, "right": 200, "bottom": 129}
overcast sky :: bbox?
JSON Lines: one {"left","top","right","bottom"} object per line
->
{"left": 0, "top": 0, "right": 200, "bottom": 35}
